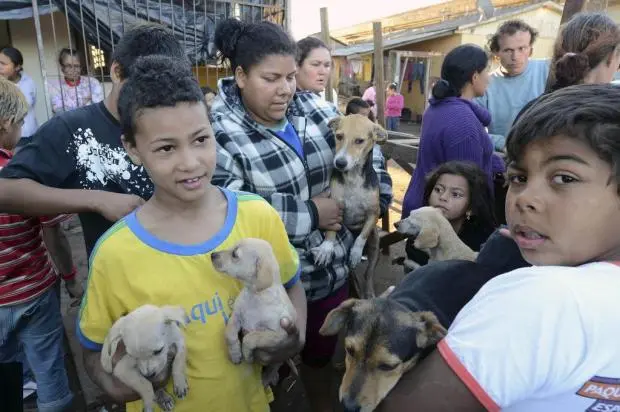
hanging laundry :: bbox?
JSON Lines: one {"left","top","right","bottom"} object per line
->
{"left": 408, "top": 61, "right": 426, "bottom": 94}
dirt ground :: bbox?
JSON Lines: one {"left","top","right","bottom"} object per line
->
{"left": 45, "top": 150, "right": 416, "bottom": 411}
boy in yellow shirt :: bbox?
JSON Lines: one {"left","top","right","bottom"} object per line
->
{"left": 77, "top": 55, "right": 307, "bottom": 412}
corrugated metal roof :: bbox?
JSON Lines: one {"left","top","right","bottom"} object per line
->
{"left": 331, "top": 2, "right": 559, "bottom": 57}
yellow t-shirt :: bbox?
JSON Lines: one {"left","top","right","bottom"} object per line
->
{"left": 77, "top": 189, "right": 300, "bottom": 412}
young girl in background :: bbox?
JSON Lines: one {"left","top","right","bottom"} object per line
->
{"left": 345, "top": 97, "right": 376, "bottom": 122}
{"left": 405, "top": 161, "right": 497, "bottom": 267}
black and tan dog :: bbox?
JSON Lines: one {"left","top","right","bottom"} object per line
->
{"left": 320, "top": 230, "right": 531, "bottom": 412}
{"left": 311, "top": 114, "right": 387, "bottom": 298}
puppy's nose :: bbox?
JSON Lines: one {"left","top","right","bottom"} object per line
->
{"left": 211, "top": 252, "right": 219, "bottom": 261}
{"left": 335, "top": 157, "right": 348, "bottom": 170}
{"left": 394, "top": 220, "right": 401, "bottom": 229}
{"left": 144, "top": 370, "right": 157, "bottom": 379}
{"left": 341, "top": 397, "right": 361, "bottom": 412}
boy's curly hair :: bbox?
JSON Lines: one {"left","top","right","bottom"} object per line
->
{"left": 0, "top": 76, "right": 28, "bottom": 126}
{"left": 118, "top": 55, "right": 205, "bottom": 145}
{"left": 507, "top": 84, "right": 620, "bottom": 193}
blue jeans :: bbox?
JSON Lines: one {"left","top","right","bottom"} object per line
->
{"left": 386, "top": 116, "right": 400, "bottom": 131}
{"left": 0, "top": 287, "right": 73, "bottom": 412}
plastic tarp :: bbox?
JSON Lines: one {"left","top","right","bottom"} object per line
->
{"left": 0, "top": 1, "right": 59, "bottom": 20}
{"left": 53, "top": 0, "right": 221, "bottom": 64}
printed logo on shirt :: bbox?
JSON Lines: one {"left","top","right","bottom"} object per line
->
{"left": 184, "top": 292, "right": 233, "bottom": 325}
{"left": 577, "top": 376, "right": 620, "bottom": 411}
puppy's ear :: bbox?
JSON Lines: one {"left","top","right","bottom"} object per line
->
{"left": 372, "top": 123, "right": 388, "bottom": 144}
{"left": 319, "top": 298, "right": 358, "bottom": 336}
{"left": 255, "top": 251, "right": 278, "bottom": 292}
{"left": 328, "top": 116, "right": 342, "bottom": 132}
{"left": 414, "top": 225, "right": 439, "bottom": 250}
{"left": 413, "top": 311, "right": 447, "bottom": 348}
{"left": 161, "top": 305, "right": 188, "bottom": 328}
{"left": 101, "top": 317, "right": 125, "bottom": 373}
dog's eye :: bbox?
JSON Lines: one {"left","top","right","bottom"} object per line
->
{"left": 232, "top": 248, "right": 238, "bottom": 259}
{"left": 354, "top": 138, "right": 364, "bottom": 145}
{"left": 335, "top": 133, "right": 344, "bottom": 140}
{"left": 153, "top": 348, "right": 164, "bottom": 355}
{"left": 377, "top": 363, "right": 398, "bottom": 372}
{"left": 345, "top": 347, "right": 355, "bottom": 357}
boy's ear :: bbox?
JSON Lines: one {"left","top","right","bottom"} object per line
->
{"left": 110, "top": 62, "right": 122, "bottom": 84}
{"left": 121, "top": 135, "right": 142, "bottom": 166}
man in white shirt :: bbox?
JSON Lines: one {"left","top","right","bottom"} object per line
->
{"left": 378, "top": 84, "right": 620, "bottom": 412}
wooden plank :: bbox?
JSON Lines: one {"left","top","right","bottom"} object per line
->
{"left": 320, "top": 7, "right": 334, "bottom": 103}
{"left": 373, "top": 21, "right": 385, "bottom": 127}
{"left": 560, "top": 0, "right": 587, "bottom": 23}
{"left": 387, "top": 130, "right": 419, "bottom": 139}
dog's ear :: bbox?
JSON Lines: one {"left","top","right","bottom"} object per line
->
{"left": 255, "top": 250, "right": 278, "bottom": 292}
{"left": 161, "top": 305, "right": 188, "bottom": 328}
{"left": 328, "top": 116, "right": 342, "bottom": 132}
{"left": 372, "top": 123, "right": 388, "bottom": 144}
{"left": 414, "top": 225, "right": 439, "bottom": 250}
{"left": 101, "top": 317, "right": 125, "bottom": 373}
{"left": 413, "top": 311, "right": 447, "bottom": 348}
{"left": 319, "top": 298, "right": 358, "bottom": 336}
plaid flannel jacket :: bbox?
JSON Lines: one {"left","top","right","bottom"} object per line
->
{"left": 211, "top": 78, "right": 393, "bottom": 301}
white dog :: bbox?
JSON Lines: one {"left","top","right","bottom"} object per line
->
{"left": 101, "top": 304, "right": 189, "bottom": 412}
{"left": 211, "top": 238, "right": 298, "bottom": 386}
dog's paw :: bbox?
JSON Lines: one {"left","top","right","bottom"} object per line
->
{"left": 173, "top": 378, "right": 189, "bottom": 399}
{"left": 229, "top": 346, "right": 243, "bottom": 364}
{"left": 311, "top": 241, "right": 335, "bottom": 267}
{"left": 142, "top": 404, "right": 155, "bottom": 412}
{"left": 349, "top": 238, "right": 366, "bottom": 267}
{"left": 154, "top": 388, "right": 175, "bottom": 411}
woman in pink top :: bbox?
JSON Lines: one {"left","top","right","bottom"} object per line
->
{"left": 385, "top": 82, "right": 405, "bottom": 131}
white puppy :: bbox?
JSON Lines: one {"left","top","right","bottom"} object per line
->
{"left": 211, "top": 238, "right": 297, "bottom": 386}
{"left": 101, "top": 304, "right": 189, "bottom": 412}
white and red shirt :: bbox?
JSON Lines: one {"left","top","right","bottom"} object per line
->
{"left": 0, "top": 149, "right": 69, "bottom": 306}
{"left": 439, "top": 261, "right": 620, "bottom": 411}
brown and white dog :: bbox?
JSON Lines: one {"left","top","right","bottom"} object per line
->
{"left": 311, "top": 114, "right": 388, "bottom": 298}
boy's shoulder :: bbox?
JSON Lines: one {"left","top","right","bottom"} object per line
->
{"left": 233, "top": 189, "right": 279, "bottom": 217}
{"left": 88, "top": 217, "right": 135, "bottom": 263}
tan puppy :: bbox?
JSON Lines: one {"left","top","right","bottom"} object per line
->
{"left": 312, "top": 114, "right": 388, "bottom": 298}
{"left": 211, "top": 238, "right": 297, "bottom": 386}
{"left": 101, "top": 304, "right": 188, "bottom": 412}
{"left": 395, "top": 206, "right": 478, "bottom": 263}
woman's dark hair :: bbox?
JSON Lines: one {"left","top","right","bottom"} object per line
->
{"left": 201, "top": 86, "right": 215, "bottom": 95}
{"left": 423, "top": 161, "right": 497, "bottom": 227}
{"left": 297, "top": 36, "right": 329, "bottom": 66}
{"left": 58, "top": 47, "right": 81, "bottom": 66}
{"left": 214, "top": 18, "right": 297, "bottom": 73}
{"left": 0, "top": 47, "right": 23, "bottom": 69}
{"left": 507, "top": 84, "right": 620, "bottom": 193}
{"left": 548, "top": 12, "right": 620, "bottom": 92}
{"left": 432, "top": 44, "right": 488, "bottom": 99}
{"left": 345, "top": 97, "right": 376, "bottom": 122}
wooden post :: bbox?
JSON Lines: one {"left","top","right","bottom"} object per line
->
{"left": 373, "top": 21, "right": 385, "bottom": 127}
{"left": 560, "top": 0, "right": 587, "bottom": 23}
{"left": 320, "top": 7, "right": 334, "bottom": 103}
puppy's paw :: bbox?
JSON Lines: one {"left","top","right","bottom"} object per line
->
{"left": 311, "top": 241, "right": 335, "bottom": 267}
{"left": 174, "top": 378, "right": 189, "bottom": 399}
{"left": 154, "top": 388, "right": 175, "bottom": 411}
{"left": 229, "top": 346, "right": 243, "bottom": 364}
{"left": 349, "top": 238, "right": 366, "bottom": 268}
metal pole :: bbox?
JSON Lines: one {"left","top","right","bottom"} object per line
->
{"left": 320, "top": 7, "right": 333, "bottom": 103}
{"left": 373, "top": 21, "right": 385, "bottom": 127}
{"left": 31, "top": 0, "right": 53, "bottom": 119}
{"left": 49, "top": 0, "right": 66, "bottom": 115}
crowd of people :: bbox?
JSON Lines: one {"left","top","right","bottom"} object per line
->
{"left": 0, "top": 9, "right": 619, "bottom": 412}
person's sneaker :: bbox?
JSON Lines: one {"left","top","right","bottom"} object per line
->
{"left": 23, "top": 379, "right": 37, "bottom": 399}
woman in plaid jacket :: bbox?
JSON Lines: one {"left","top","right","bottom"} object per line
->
{"left": 210, "top": 19, "right": 392, "bottom": 411}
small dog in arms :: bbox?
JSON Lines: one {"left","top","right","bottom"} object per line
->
{"left": 211, "top": 238, "right": 298, "bottom": 386}
{"left": 100, "top": 304, "right": 189, "bottom": 412}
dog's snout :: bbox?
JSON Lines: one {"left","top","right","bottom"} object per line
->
{"left": 341, "top": 397, "right": 361, "bottom": 412}
{"left": 394, "top": 220, "right": 401, "bottom": 229}
{"left": 211, "top": 252, "right": 220, "bottom": 262}
{"left": 144, "top": 370, "right": 157, "bottom": 379}
{"left": 334, "top": 157, "right": 348, "bottom": 170}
